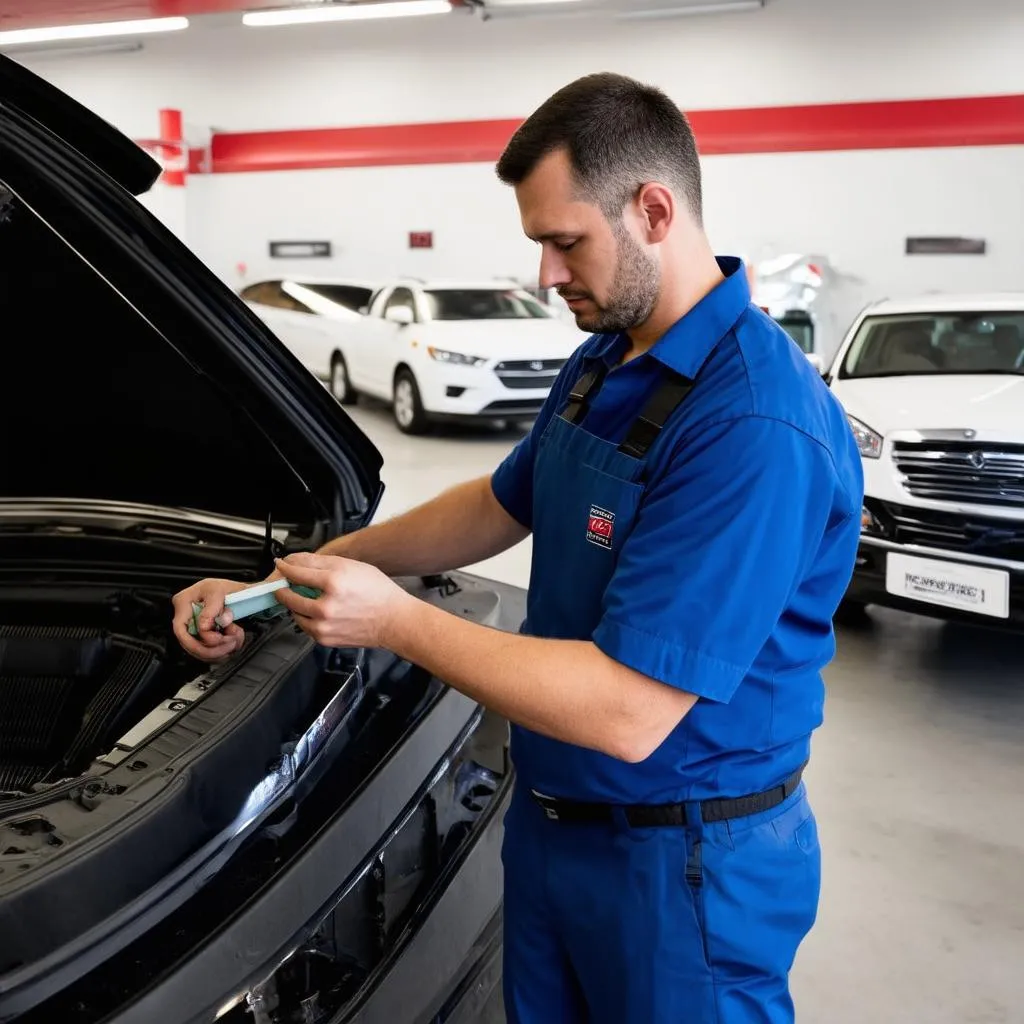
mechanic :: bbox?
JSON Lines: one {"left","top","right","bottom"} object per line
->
{"left": 173, "top": 72, "right": 864, "bottom": 1024}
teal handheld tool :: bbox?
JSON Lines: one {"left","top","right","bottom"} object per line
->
{"left": 188, "top": 578, "right": 322, "bottom": 636}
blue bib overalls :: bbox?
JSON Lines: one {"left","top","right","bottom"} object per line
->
{"left": 501, "top": 355, "right": 822, "bottom": 1024}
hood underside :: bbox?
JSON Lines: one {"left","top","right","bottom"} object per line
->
{"left": 0, "top": 55, "right": 382, "bottom": 534}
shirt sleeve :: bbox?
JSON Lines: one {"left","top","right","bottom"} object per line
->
{"left": 490, "top": 348, "right": 587, "bottom": 530}
{"left": 592, "top": 415, "right": 840, "bottom": 704}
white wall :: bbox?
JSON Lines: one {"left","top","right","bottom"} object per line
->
{"left": 16, "top": 0, "right": 1024, "bottom": 356}
{"left": 21, "top": 0, "right": 1024, "bottom": 130}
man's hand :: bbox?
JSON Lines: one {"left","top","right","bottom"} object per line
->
{"left": 273, "top": 553, "right": 413, "bottom": 649}
{"left": 171, "top": 577, "right": 250, "bottom": 661}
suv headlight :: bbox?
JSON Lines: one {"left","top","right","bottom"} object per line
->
{"left": 427, "top": 347, "right": 486, "bottom": 367}
{"left": 847, "top": 415, "right": 882, "bottom": 459}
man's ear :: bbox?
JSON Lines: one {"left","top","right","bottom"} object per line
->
{"left": 636, "top": 182, "right": 675, "bottom": 244}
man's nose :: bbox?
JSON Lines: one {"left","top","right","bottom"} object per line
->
{"left": 539, "top": 247, "right": 571, "bottom": 290}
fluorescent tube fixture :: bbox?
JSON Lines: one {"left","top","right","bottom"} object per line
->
{"left": 243, "top": 1, "right": 453, "bottom": 26}
{"left": 0, "top": 17, "right": 189, "bottom": 47}
{"left": 620, "top": 0, "right": 763, "bottom": 18}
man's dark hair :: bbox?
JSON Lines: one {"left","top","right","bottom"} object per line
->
{"left": 496, "top": 72, "right": 703, "bottom": 225}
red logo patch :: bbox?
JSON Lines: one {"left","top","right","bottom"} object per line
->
{"left": 586, "top": 505, "right": 615, "bottom": 549}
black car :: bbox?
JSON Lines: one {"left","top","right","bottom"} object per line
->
{"left": 0, "top": 55, "right": 516, "bottom": 1024}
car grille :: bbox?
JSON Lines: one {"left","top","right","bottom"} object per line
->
{"left": 867, "top": 499, "right": 1024, "bottom": 562}
{"left": 494, "top": 359, "right": 566, "bottom": 391}
{"left": 481, "top": 399, "right": 547, "bottom": 414}
{"left": 892, "top": 440, "right": 1024, "bottom": 509}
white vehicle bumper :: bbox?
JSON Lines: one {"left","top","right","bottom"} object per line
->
{"left": 416, "top": 365, "right": 555, "bottom": 420}
{"left": 847, "top": 436, "right": 1024, "bottom": 628}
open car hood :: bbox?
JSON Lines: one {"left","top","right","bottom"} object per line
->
{"left": 0, "top": 55, "right": 383, "bottom": 538}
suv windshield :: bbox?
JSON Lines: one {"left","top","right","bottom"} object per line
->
{"left": 840, "top": 312, "right": 1024, "bottom": 378}
{"left": 422, "top": 289, "right": 553, "bottom": 321}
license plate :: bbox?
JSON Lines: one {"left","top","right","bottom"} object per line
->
{"left": 885, "top": 553, "right": 1010, "bottom": 619}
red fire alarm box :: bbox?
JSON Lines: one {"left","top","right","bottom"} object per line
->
{"left": 409, "top": 231, "right": 433, "bottom": 249}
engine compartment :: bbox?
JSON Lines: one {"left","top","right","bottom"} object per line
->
{"left": 0, "top": 625, "right": 166, "bottom": 797}
{"left": 0, "top": 581, "right": 213, "bottom": 804}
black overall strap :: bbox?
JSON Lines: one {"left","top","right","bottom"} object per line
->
{"left": 559, "top": 361, "right": 609, "bottom": 425}
{"left": 617, "top": 369, "right": 695, "bottom": 460}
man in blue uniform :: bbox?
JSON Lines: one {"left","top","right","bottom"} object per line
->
{"left": 173, "top": 73, "right": 864, "bottom": 1023}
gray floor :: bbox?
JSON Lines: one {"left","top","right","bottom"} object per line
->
{"left": 349, "top": 400, "right": 1024, "bottom": 1024}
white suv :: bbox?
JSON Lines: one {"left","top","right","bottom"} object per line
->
{"left": 827, "top": 294, "right": 1024, "bottom": 629}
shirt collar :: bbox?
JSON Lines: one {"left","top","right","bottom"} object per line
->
{"left": 587, "top": 256, "right": 751, "bottom": 379}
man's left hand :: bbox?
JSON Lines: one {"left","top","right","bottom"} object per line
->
{"left": 272, "top": 553, "right": 412, "bottom": 649}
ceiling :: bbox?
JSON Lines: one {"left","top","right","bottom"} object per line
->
{"left": 0, "top": 0, "right": 764, "bottom": 30}
{"left": 0, "top": 2, "right": 295, "bottom": 31}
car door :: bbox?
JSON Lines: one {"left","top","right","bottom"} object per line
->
{"left": 370, "top": 286, "right": 418, "bottom": 395}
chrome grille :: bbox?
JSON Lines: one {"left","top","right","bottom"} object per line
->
{"left": 494, "top": 359, "right": 567, "bottom": 391}
{"left": 892, "top": 441, "right": 1024, "bottom": 509}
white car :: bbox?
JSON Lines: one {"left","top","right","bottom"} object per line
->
{"left": 244, "top": 276, "right": 585, "bottom": 434}
{"left": 827, "top": 293, "right": 1024, "bottom": 629}
{"left": 239, "top": 276, "right": 381, "bottom": 396}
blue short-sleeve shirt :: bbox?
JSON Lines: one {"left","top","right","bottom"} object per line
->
{"left": 491, "top": 257, "right": 865, "bottom": 802}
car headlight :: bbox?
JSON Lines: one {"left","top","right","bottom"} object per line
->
{"left": 847, "top": 415, "right": 882, "bottom": 459}
{"left": 427, "top": 347, "right": 486, "bottom": 367}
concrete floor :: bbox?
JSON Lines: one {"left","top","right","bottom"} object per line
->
{"left": 349, "top": 399, "right": 1024, "bottom": 1024}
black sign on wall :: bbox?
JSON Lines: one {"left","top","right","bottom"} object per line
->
{"left": 906, "top": 237, "right": 986, "bottom": 255}
{"left": 269, "top": 240, "right": 332, "bottom": 258}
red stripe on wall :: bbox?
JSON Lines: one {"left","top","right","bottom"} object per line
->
{"left": 688, "top": 94, "right": 1024, "bottom": 156}
{"left": 201, "top": 94, "right": 1024, "bottom": 174}
{"left": 210, "top": 118, "right": 524, "bottom": 174}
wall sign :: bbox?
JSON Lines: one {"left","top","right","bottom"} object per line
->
{"left": 409, "top": 231, "right": 433, "bottom": 249}
{"left": 269, "top": 240, "right": 332, "bottom": 258}
{"left": 905, "top": 236, "right": 986, "bottom": 255}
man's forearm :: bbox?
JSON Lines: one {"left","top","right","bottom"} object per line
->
{"left": 316, "top": 476, "right": 529, "bottom": 578}
{"left": 383, "top": 595, "right": 697, "bottom": 764}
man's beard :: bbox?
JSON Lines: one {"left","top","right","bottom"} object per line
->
{"left": 563, "top": 224, "right": 660, "bottom": 334}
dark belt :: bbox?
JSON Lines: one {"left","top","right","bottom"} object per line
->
{"left": 530, "top": 763, "right": 806, "bottom": 827}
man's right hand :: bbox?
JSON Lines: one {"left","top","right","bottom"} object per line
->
{"left": 171, "top": 578, "right": 251, "bottom": 662}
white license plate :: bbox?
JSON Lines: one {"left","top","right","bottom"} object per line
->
{"left": 885, "top": 553, "right": 1010, "bottom": 619}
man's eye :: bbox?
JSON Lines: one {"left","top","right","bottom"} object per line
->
{"left": 556, "top": 240, "right": 577, "bottom": 253}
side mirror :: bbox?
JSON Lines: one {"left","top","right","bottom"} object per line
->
{"left": 385, "top": 305, "right": 414, "bottom": 326}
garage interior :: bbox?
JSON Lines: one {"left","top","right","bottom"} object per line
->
{"left": 1, "top": 0, "right": 1023, "bottom": 1021}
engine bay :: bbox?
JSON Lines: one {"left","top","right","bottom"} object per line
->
{"left": 0, "top": 623, "right": 165, "bottom": 797}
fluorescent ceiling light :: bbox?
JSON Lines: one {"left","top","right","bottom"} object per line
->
{"left": 243, "top": 1, "right": 453, "bottom": 26}
{"left": 0, "top": 17, "right": 188, "bottom": 47}
{"left": 619, "top": 0, "right": 762, "bottom": 17}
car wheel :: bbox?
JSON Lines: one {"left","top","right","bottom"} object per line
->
{"left": 834, "top": 598, "right": 871, "bottom": 627}
{"left": 329, "top": 354, "right": 357, "bottom": 405}
{"left": 393, "top": 369, "right": 429, "bottom": 435}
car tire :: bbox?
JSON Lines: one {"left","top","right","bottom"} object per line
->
{"left": 329, "top": 353, "right": 357, "bottom": 405}
{"left": 834, "top": 598, "right": 871, "bottom": 627}
{"left": 393, "top": 369, "right": 430, "bottom": 435}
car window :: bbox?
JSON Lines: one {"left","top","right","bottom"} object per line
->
{"left": 775, "top": 311, "right": 814, "bottom": 354}
{"left": 241, "top": 280, "right": 313, "bottom": 314}
{"left": 840, "top": 312, "right": 1024, "bottom": 378}
{"left": 240, "top": 281, "right": 280, "bottom": 306}
{"left": 422, "top": 288, "right": 554, "bottom": 321}
{"left": 294, "top": 283, "right": 373, "bottom": 312}
{"left": 384, "top": 287, "right": 417, "bottom": 321}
